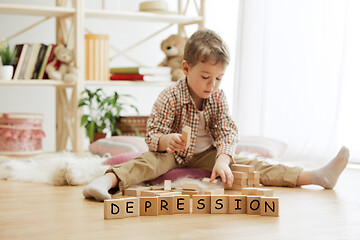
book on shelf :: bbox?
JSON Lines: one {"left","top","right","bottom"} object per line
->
{"left": 31, "top": 44, "right": 47, "bottom": 79}
{"left": 110, "top": 66, "right": 171, "bottom": 75}
{"left": 38, "top": 44, "right": 55, "bottom": 79}
{"left": 110, "top": 74, "right": 171, "bottom": 82}
{"left": 12, "top": 43, "right": 29, "bottom": 80}
{"left": 12, "top": 43, "right": 57, "bottom": 80}
{"left": 18, "top": 44, "right": 33, "bottom": 80}
{"left": 23, "top": 43, "right": 41, "bottom": 79}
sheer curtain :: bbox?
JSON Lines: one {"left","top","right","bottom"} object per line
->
{"left": 233, "top": 0, "right": 359, "bottom": 164}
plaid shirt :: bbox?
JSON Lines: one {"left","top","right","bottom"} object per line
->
{"left": 145, "top": 78, "right": 238, "bottom": 165}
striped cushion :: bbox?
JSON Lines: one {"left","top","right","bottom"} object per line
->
{"left": 89, "top": 136, "right": 148, "bottom": 156}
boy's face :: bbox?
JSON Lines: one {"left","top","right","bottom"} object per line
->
{"left": 182, "top": 60, "right": 227, "bottom": 103}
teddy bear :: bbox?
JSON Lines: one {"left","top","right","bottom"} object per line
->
{"left": 159, "top": 34, "right": 187, "bottom": 81}
{"left": 46, "top": 44, "right": 77, "bottom": 82}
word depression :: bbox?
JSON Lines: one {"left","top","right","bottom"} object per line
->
{"left": 104, "top": 194, "right": 279, "bottom": 219}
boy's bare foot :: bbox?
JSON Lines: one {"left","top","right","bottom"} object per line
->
{"left": 311, "top": 146, "right": 350, "bottom": 189}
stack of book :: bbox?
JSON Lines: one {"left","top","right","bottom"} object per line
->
{"left": 109, "top": 66, "right": 172, "bottom": 82}
{"left": 12, "top": 43, "right": 56, "bottom": 80}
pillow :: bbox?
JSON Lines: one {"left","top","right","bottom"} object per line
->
{"left": 102, "top": 152, "right": 211, "bottom": 185}
{"left": 89, "top": 136, "right": 148, "bottom": 156}
{"left": 235, "top": 136, "right": 287, "bottom": 158}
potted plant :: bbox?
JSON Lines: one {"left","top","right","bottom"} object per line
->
{"left": 78, "top": 88, "right": 139, "bottom": 142}
{"left": 0, "top": 42, "right": 17, "bottom": 81}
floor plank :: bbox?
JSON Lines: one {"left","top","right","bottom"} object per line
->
{"left": 0, "top": 167, "right": 359, "bottom": 240}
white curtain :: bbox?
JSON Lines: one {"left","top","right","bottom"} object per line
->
{"left": 233, "top": 0, "right": 360, "bottom": 164}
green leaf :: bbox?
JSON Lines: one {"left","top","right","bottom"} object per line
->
{"left": 80, "top": 115, "right": 89, "bottom": 126}
{"left": 115, "top": 128, "right": 122, "bottom": 136}
{"left": 88, "top": 121, "right": 96, "bottom": 142}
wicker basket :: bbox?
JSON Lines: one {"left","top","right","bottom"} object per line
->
{"left": 115, "top": 116, "right": 149, "bottom": 137}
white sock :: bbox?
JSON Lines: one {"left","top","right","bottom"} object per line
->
{"left": 311, "top": 146, "right": 350, "bottom": 189}
{"left": 82, "top": 175, "right": 113, "bottom": 201}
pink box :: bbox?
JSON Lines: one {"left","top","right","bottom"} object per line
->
{"left": 0, "top": 113, "right": 45, "bottom": 155}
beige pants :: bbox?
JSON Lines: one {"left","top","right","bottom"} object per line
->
{"left": 106, "top": 146, "right": 302, "bottom": 192}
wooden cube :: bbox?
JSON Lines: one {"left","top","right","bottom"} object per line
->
{"left": 248, "top": 171, "right": 260, "bottom": 179}
{"left": 256, "top": 188, "right": 273, "bottom": 197}
{"left": 242, "top": 187, "right": 259, "bottom": 195}
{"left": 150, "top": 185, "right": 164, "bottom": 190}
{"left": 182, "top": 190, "right": 200, "bottom": 198}
{"left": 233, "top": 178, "right": 248, "bottom": 186}
{"left": 228, "top": 195, "right": 247, "bottom": 214}
{"left": 211, "top": 195, "right": 229, "bottom": 214}
{"left": 124, "top": 188, "right": 141, "bottom": 197}
{"left": 192, "top": 195, "right": 211, "bottom": 214}
{"left": 173, "top": 195, "right": 190, "bottom": 214}
{"left": 141, "top": 190, "right": 166, "bottom": 196}
{"left": 202, "top": 177, "right": 218, "bottom": 184}
{"left": 202, "top": 188, "right": 224, "bottom": 195}
{"left": 158, "top": 196, "right": 174, "bottom": 215}
{"left": 225, "top": 183, "right": 245, "bottom": 191}
{"left": 247, "top": 179, "right": 254, "bottom": 187}
{"left": 230, "top": 164, "right": 255, "bottom": 173}
{"left": 164, "top": 180, "right": 171, "bottom": 191}
{"left": 182, "top": 183, "right": 201, "bottom": 192}
{"left": 104, "top": 199, "right": 126, "bottom": 219}
{"left": 140, "top": 197, "right": 158, "bottom": 216}
{"left": 182, "top": 126, "right": 191, "bottom": 149}
{"left": 157, "top": 191, "right": 182, "bottom": 196}
{"left": 122, "top": 197, "right": 139, "bottom": 218}
{"left": 261, "top": 197, "right": 279, "bottom": 217}
{"left": 247, "top": 196, "right": 262, "bottom": 215}
{"left": 232, "top": 171, "right": 248, "bottom": 180}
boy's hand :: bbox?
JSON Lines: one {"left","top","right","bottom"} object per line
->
{"left": 159, "top": 133, "right": 186, "bottom": 153}
{"left": 210, "top": 154, "right": 233, "bottom": 187}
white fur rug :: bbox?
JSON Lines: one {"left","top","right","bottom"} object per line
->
{"left": 0, "top": 153, "right": 109, "bottom": 186}
{"left": 0, "top": 153, "right": 226, "bottom": 189}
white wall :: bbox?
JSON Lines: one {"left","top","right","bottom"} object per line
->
{"left": 0, "top": 0, "right": 239, "bottom": 151}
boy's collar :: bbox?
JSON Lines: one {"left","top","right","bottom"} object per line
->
{"left": 180, "top": 78, "right": 215, "bottom": 108}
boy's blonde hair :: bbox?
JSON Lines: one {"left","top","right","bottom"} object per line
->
{"left": 184, "top": 29, "right": 229, "bottom": 67}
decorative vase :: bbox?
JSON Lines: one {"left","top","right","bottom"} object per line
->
{"left": 0, "top": 65, "right": 14, "bottom": 81}
{"left": 92, "top": 132, "right": 106, "bottom": 143}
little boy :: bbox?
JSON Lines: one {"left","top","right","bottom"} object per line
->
{"left": 83, "top": 29, "right": 349, "bottom": 201}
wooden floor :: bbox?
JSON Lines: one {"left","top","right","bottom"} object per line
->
{"left": 1, "top": 167, "right": 360, "bottom": 240}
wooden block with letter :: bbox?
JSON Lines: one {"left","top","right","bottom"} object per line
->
{"left": 247, "top": 196, "right": 262, "bottom": 215}
{"left": 192, "top": 195, "right": 211, "bottom": 214}
{"left": 211, "top": 195, "right": 229, "bottom": 214}
{"left": 104, "top": 199, "right": 126, "bottom": 219}
{"left": 230, "top": 164, "right": 255, "bottom": 173}
{"left": 182, "top": 126, "right": 191, "bottom": 149}
{"left": 228, "top": 195, "right": 247, "bottom": 214}
{"left": 261, "top": 197, "right": 279, "bottom": 217}
{"left": 173, "top": 195, "right": 190, "bottom": 214}
{"left": 158, "top": 196, "right": 174, "bottom": 215}
{"left": 140, "top": 197, "right": 158, "bottom": 216}
{"left": 122, "top": 197, "right": 139, "bottom": 218}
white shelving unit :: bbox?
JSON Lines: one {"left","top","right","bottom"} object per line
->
{"left": 0, "top": 0, "right": 204, "bottom": 153}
